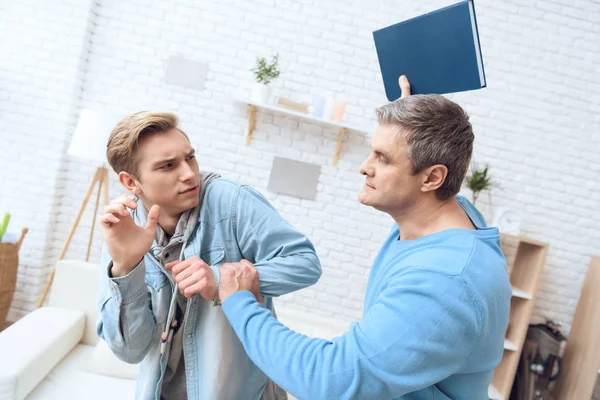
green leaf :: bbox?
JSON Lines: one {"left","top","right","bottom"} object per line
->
{"left": 0, "top": 213, "right": 10, "bottom": 242}
{"left": 251, "top": 53, "right": 280, "bottom": 85}
{"left": 464, "top": 164, "right": 493, "bottom": 204}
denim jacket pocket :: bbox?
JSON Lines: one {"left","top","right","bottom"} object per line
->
{"left": 146, "top": 270, "right": 171, "bottom": 325}
{"left": 200, "top": 247, "right": 226, "bottom": 267}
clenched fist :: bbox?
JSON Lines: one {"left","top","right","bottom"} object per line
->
{"left": 100, "top": 194, "right": 160, "bottom": 277}
{"left": 166, "top": 256, "right": 216, "bottom": 300}
{"left": 217, "top": 260, "right": 262, "bottom": 304}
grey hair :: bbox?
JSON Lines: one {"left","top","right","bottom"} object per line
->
{"left": 376, "top": 95, "right": 473, "bottom": 200}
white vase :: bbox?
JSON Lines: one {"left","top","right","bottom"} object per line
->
{"left": 251, "top": 83, "right": 272, "bottom": 104}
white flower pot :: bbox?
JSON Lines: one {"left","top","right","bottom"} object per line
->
{"left": 458, "top": 187, "right": 474, "bottom": 204}
{"left": 251, "top": 83, "right": 272, "bottom": 104}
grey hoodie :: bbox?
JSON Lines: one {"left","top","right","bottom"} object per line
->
{"left": 132, "top": 171, "right": 221, "bottom": 400}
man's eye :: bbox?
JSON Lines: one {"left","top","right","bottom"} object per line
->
{"left": 160, "top": 163, "right": 173, "bottom": 169}
{"left": 186, "top": 155, "right": 195, "bottom": 161}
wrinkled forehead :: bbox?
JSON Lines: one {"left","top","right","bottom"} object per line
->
{"left": 137, "top": 129, "right": 193, "bottom": 163}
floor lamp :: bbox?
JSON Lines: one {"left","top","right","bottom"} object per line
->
{"left": 37, "top": 109, "right": 120, "bottom": 308}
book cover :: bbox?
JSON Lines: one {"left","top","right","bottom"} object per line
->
{"left": 373, "top": 0, "right": 486, "bottom": 101}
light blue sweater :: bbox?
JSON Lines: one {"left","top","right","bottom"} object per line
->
{"left": 222, "top": 197, "right": 512, "bottom": 399}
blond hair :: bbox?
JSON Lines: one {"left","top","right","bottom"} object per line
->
{"left": 106, "top": 111, "right": 188, "bottom": 177}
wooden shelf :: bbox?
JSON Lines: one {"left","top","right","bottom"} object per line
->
{"left": 552, "top": 257, "right": 600, "bottom": 398}
{"left": 509, "top": 243, "right": 548, "bottom": 297}
{"left": 234, "top": 99, "right": 371, "bottom": 166}
{"left": 490, "top": 234, "right": 548, "bottom": 399}
{"left": 500, "top": 232, "right": 548, "bottom": 248}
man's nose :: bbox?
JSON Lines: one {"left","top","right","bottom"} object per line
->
{"left": 180, "top": 162, "right": 196, "bottom": 181}
{"left": 360, "top": 159, "right": 374, "bottom": 176}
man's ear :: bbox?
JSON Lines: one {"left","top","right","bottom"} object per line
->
{"left": 420, "top": 164, "right": 448, "bottom": 193}
{"left": 118, "top": 171, "right": 142, "bottom": 195}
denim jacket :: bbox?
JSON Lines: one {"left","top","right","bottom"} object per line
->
{"left": 96, "top": 178, "right": 322, "bottom": 399}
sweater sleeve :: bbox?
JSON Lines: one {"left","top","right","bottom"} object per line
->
{"left": 222, "top": 269, "right": 482, "bottom": 399}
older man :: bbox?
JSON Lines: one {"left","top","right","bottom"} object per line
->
{"left": 213, "top": 77, "right": 512, "bottom": 400}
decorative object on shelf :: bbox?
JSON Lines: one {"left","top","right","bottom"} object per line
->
{"left": 331, "top": 101, "right": 346, "bottom": 122}
{"left": 511, "top": 320, "right": 566, "bottom": 399}
{"left": 492, "top": 207, "right": 522, "bottom": 235}
{"left": 236, "top": 99, "right": 370, "bottom": 166}
{"left": 164, "top": 55, "right": 208, "bottom": 90}
{"left": 276, "top": 97, "right": 309, "bottom": 114}
{"left": 488, "top": 233, "right": 548, "bottom": 400}
{"left": 251, "top": 53, "right": 280, "bottom": 104}
{"left": 323, "top": 97, "right": 335, "bottom": 120}
{"left": 267, "top": 157, "right": 320, "bottom": 200}
{"left": 311, "top": 95, "right": 326, "bottom": 118}
{"left": 552, "top": 256, "right": 600, "bottom": 400}
{"left": 463, "top": 163, "right": 493, "bottom": 205}
{"left": 37, "top": 109, "right": 121, "bottom": 308}
{"left": 0, "top": 219, "right": 28, "bottom": 329}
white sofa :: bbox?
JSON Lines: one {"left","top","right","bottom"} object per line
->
{"left": 0, "top": 260, "right": 352, "bottom": 400}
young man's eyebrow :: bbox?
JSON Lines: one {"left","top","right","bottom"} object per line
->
{"left": 152, "top": 157, "right": 176, "bottom": 168}
{"left": 152, "top": 150, "right": 195, "bottom": 168}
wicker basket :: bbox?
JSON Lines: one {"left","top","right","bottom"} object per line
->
{"left": 0, "top": 228, "right": 28, "bottom": 328}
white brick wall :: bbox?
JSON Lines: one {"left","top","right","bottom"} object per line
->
{"left": 0, "top": 0, "right": 95, "bottom": 321}
{"left": 2, "top": 0, "right": 599, "bottom": 334}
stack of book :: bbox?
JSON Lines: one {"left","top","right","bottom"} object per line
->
{"left": 276, "top": 98, "right": 310, "bottom": 114}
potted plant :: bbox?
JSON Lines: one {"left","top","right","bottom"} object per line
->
{"left": 1, "top": 213, "right": 27, "bottom": 329}
{"left": 463, "top": 164, "right": 493, "bottom": 205}
{"left": 251, "top": 53, "right": 280, "bottom": 104}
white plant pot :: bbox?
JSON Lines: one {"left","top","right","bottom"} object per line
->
{"left": 251, "top": 83, "right": 272, "bottom": 104}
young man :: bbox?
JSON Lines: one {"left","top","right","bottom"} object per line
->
{"left": 96, "top": 112, "right": 321, "bottom": 400}
{"left": 214, "top": 77, "right": 513, "bottom": 399}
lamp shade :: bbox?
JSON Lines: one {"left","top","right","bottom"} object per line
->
{"left": 67, "top": 109, "right": 122, "bottom": 164}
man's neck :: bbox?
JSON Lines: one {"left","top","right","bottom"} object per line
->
{"left": 138, "top": 196, "right": 184, "bottom": 237}
{"left": 158, "top": 212, "right": 181, "bottom": 237}
{"left": 390, "top": 196, "right": 475, "bottom": 241}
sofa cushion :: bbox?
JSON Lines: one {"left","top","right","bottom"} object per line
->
{"left": 0, "top": 307, "right": 85, "bottom": 400}
{"left": 26, "top": 344, "right": 136, "bottom": 400}
{"left": 48, "top": 260, "right": 101, "bottom": 346}
{"left": 88, "top": 339, "right": 140, "bottom": 380}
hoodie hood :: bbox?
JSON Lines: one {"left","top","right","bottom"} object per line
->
{"left": 131, "top": 171, "right": 221, "bottom": 254}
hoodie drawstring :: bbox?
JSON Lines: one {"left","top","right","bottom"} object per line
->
{"left": 160, "top": 243, "right": 187, "bottom": 355}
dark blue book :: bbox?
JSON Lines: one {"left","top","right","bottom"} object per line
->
{"left": 373, "top": 0, "right": 486, "bottom": 101}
